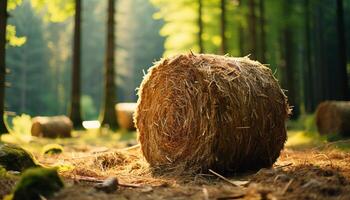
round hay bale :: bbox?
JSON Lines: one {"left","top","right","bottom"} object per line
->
{"left": 31, "top": 116, "right": 73, "bottom": 138}
{"left": 315, "top": 101, "right": 350, "bottom": 137}
{"left": 135, "top": 53, "right": 290, "bottom": 173}
{"left": 115, "top": 103, "right": 137, "bottom": 130}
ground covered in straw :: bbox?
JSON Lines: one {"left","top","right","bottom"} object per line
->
{"left": 1, "top": 128, "right": 350, "bottom": 200}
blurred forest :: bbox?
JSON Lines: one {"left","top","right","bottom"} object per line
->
{"left": 4, "top": 0, "right": 164, "bottom": 121}
{"left": 3, "top": 0, "right": 350, "bottom": 121}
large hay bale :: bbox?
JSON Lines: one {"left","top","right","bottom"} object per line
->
{"left": 31, "top": 116, "right": 73, "bottom": 138}
{"left": 315, "top": 101, "right": 350, "bottom": 136}
{"left": 115, "top": 103, "right": 137, "bottom": 130}
{"left": 135, "top": 53, "right": 290, "bottom": 173}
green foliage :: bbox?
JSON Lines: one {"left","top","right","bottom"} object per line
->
{"left": 11, "top": 114, "right": 32, "bottom": 136}
{"left": 10, "top": 114, "right": 32, "bottom": 143}
{"left": 0, "top": 143, "right": 37, "bottom": 172}
{"left": 6, "top": 0, "right": 26, "bottom": 47}
{"left": 41, "top": 144, "right": 63, "bottom": 155}
{"left": 13, "top": 167, "right": 64, "bottom": 200}
{"left": 151, "top": 0, "right": 199, "bottom": 56}
{"left": 5, "top": 25, "right": 26, "bottom": 46}
{"left": 151, "top": 0, "right": 241, "bottom": 56}
{"left": 31, "top": 0, "right": 74, "bottom": 22}
{"left": 8, "top": 0, "right": 23, "bottom": 11}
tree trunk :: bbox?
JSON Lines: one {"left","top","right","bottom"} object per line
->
{"left": 303, "top": 0, "right": 314, "bottom": 112}
{"left": 336, "top": 0, "right": 349, "bottom": 100}
{"left": 238, "top": 0, "right": 244, "bottom": 56}
{"left": 0, "top": 0, "right": 9, "bottom": 135}
{"left": 220, "top": 0, "right": 227, "bottom": 54}
{"left": 258, "top": 0, "right": 266, "bottom": 63}
{"left": 69, "top": 0, "right": 83, "bottom": 129}
{"left": 198, "top": 0, "right": 204, "bottom": 53}
{"left": 283, "top": 1, "right": 299, "bottom": 119}
{"left": 247, "top": 0, "right": 257, "bottom": 59}
{"left": 100, "top": 0, "right": 118, "bottom": 129}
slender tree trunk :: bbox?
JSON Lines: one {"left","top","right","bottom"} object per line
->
{"left": 312, "top": 2, "right": 323, "bottom": 104}
{"left": 198, "top": 0, "right": 204, "bottom": 53}
{"left": 336, "top": 0, "right": 349, "bottom": 100}
{"left": 283, "top": 1, "right": 299, "bottom": 119}
{"left": 316, "top": 3, "right": 328, "bottom": 101}
{"left": 220, "top": 0, "right": 227, "bottom": 54}
{"left": 238, "top": 0, "right": 244, "bottom": 56}
{"left": 0, "top": 0, "right": 9, "bottom": 135}
{"left": 100, "top": 0, "right": 118, "bottom": 129}
{"left": 248, "top": 0, "right": 257, "bottom": 59}
{"left": 303, "top": 0, "right": 314, "bottom": 112}
{"left": 69, "top": 0, "right": 83, "bottom": 129}
{"left": 259, "top": 0, "right": 266, "bottom": 63}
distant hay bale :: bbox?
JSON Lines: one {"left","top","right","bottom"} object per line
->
{"left": 135, "top": 53, "right": 290, "bottom": 173}
{"left": 315, "top": 101, "right": 350, "bottom": 136}
{"left": 115, "top": 103, "right": 137, "bottom": 130}
{"left": 31, "top": 116, "right": 73, "bottom": 138}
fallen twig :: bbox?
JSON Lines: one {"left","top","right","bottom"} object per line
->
{"left": 121, "top": 144, "right": 141, "bottom": 151}
{"left": 281, "top": 179, "right": 293, "bottom": 195}
{"left": 208, "top": 169, "right": 240, "bottom": 187}
{"left": 275, "top": 163, "right": 293, "bottom": 169}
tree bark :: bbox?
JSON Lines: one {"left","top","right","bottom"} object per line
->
{"left": 258, "top": 0, "right": 266, "bottom": 63}
{"left": 238, "top": 0, "right": 244, "bottom": 56}
{"left": 100, "top": 0, "right": 118, "bottom": 129}
{"left": 0, "top": 0, "right": 9, "bottom": 134}
{"left": 220, "top": 0, "right": 227, "bottom": 54}
{"left": 303, "top": 0, "right": 314, "bottom": 112}
{"left": 247, "top": 0, "right": 257, "bottom": 59}
{"left": 198, "top": 0, "right": 204, "bottom": 53}
{"left": 69, "top": 0, "right": 83, "bottom": 129}
{"left": 283, "top": 1, "right": 299, "bottom": 119}
{"left": 336, "top": 0, "right": 349, "bottom": 100}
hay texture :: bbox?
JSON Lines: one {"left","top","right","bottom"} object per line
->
{"left": 316, "top": 101, "right": 350, "bottom": 137}
{"left": 135, "top": 53, "right": 289, "bottom": 173}
{"left": 115, "top": 103, "right": 137, "bottom": 130}
{"left": 31, "top": 116, "right": 73, "bottom": 138}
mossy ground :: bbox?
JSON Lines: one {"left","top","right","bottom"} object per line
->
{"left": 0, "top": 115, "right": 350, "bottom": 199}
{"left": 13, "top": 167, "right": 64, "bottom": 200}
{"left": 0, "top": 143, "right": 37, "bottom": 172}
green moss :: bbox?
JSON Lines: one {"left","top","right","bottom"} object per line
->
{"left": 0, "top": 165, "right": 6, "bottom": 176}
{"left": 0, "top": 143, "right": 37, "bottom": 172}
{"left": 41, "top": 144, "right": 63, "bottom": 155}
{"left": 13, "top": 167, "right": 64, "bottom": 200}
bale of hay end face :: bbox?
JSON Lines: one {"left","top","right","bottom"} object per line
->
{"left": 31, "top": 116, "right": 72, "bottom": 138}
{"left": 135, "top": 53, "right": 290, "bottom": 173}
{"left": 115, "top": 103, "right": 137, "bottom": 130}
{"left": 316, "top": 101, "right": 350, "bottom": 137}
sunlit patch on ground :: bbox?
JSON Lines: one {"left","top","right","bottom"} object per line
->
{"left": 286, "top": 131, "right": 325, "bottom": 149}
{"left": 82, "top": 120, "right": 101, "bottom": 129}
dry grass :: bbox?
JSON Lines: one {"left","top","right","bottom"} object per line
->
{"left": 1, "top": 130, "right": 350, "bottom": 200}
{"left": 50, "top": 146, "right": 350, "bottom": 200}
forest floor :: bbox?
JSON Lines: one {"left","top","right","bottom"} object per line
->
{"left": 1, "top": 127, "right": 350, "bottom": 200}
